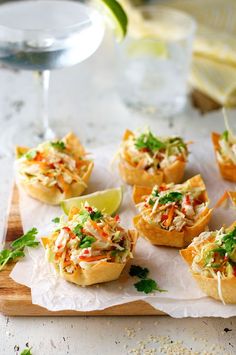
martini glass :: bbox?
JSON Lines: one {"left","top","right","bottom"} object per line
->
{"left": 0, "top": 0, "right": 105, "bottom": 142}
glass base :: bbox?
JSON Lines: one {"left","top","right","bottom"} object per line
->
{"left": 122, "top": 95, "right": 187, "bottom": 118}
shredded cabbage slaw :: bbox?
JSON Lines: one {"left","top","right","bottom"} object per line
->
{"left": 45, "top": 204, "right": 134, "bottom": 274}
{"left": 136, "top": 181, "right": 207, "bottom": 232}
{"left": 121, "top": 130, "right": 189, "bottom": 173}
{"left": 16, "top": 139, "right": 90, "bottom": 193}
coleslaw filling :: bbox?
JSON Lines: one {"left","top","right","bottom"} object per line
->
{"left": 217, "top": 109, "right": 236, "bottom": 165}
{"left": 121, "top": 130, "right": 188, "bottom": 173}
{"left": 16, "top": 139, "right": 90, "bottom": 192}
{"left": 46, "top": 204, "right": 134, "bottom": 274}
{"left": 136, "top": 181, "right": 207, "bottom": 232}
{"left": 190, "top": 227, "right": 236, "bottom": 280}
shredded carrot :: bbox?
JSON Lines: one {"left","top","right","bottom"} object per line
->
{"left": 90, "top": 220, "right": 108, "bottom": 238}
{"left": 164, "top": 205, "right": 175, "bottom": 228}
{"left": 214, "top": 191, "right": 229, "bottom": 208}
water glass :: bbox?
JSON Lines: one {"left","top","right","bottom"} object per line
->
{"left": 116, "top": 6, "right": 196, "bottom": 116}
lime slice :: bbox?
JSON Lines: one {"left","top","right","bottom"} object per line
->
{"left": 127, "top": 38, "right": 168, "bottom": 58}
{"left": 96, "top": 0, "right": 128, "bottom": 41}
{"left": 61, "top": 187, "right": 123, "bottom": 215}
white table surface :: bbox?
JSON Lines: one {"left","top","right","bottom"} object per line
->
{"left": 1, "top": 32, "right": 236, "bottom": 355}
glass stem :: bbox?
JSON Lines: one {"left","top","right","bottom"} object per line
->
{"left": 37, "top": 70, "right": 55, "bottom": 140}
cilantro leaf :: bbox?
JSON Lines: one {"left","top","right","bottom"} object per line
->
{"left": 11, "top": 228, "right": 39, "bottom": 249}
{"left": 73, "top": 224, "right": 83, "bottom": 237}
{"left": 0, "top": 228, "right": 39, "bottom": 271}
{"left": 90, "top": 210, "right": 103, "bottom": 221}
{"left": 152, "top": 189, "right": 159, "bottom": 197}
{"left": 80, "top": 236, "right": 96, "bottom": 249}
{"left": 134, "top": 279, "right": 167, "bottom": 294}
{"left": 220, "top": 130, "right": 229, "bottom": 141}
{"left": 52, "top": 217, "right": 60, "bottom": 223}
{"left": 158, "top": 191, "right": 183, "bottom": 205}
{"left": 20, "top": 348, "right": 32, "bottom": 355}
{"left": 148, "top": 198, "right": 155, "bottom": 206}
{"left": 25, "top": 150, "right": 37, "bottom": 160}
{"left": 129, "top": 265, "right": 149, "bottom": 279}
{"left": 221, "top": 227, "right": 236, "bottom": 255}
{"left": 51, "top": 140, "right": 66, "bottom": 150}
{"left": 135, "top": 132, "right": 166, "bottom": 152}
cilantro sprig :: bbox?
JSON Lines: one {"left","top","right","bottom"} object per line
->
{"left": 129, "top": 264, "right": 167, "bottom": 294}
{"left": 73, "top": 224, "right": 96, "bottom": 248}
{"left": 129, "top": 265, "right": 149, "bottom": 279}
{"left": 135, "top": 132, "right": 166, "bottom": 152}
{"left": 0, "top": 228, "right": 39, "bottom": 271}
{"left": 52, "top": 217, "right": 60, "bottom": 223}
{"left": 158, "top": 191, "right": 183, "bottom": 205}
{"left": 51, "top": 140, "right": 66, "bottom": 150}
{"left": 80, "top": 236, "right": 96, "bottom": 249}
{"left": 220, "top": 130, "right": 229, "bottom": 141}
{"left": 134, "top": 279, "right": 166, "bottom": 294}
{"left": 221, "top": 227, "right": 236, "bottom": 255}
{"left": 20, "top": 348, "right": 33, "bottom": 355}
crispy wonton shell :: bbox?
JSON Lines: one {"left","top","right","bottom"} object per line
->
{"left": 133, "top": 175, "right": 213, "bottom": 248}
{"left": 119, "top": 130, "right": 186, "bottom": 187}
{"left": 15, "top": 133, "right": 94, "bottom": 205}
{"left": 42, "top": 230, "right": 138, "bottom": 286}
{"left": 212, "top": 132, "right": 236, "bottom": 182}
{"left": 180, "top": 222, "right": 236, "bottom": 303}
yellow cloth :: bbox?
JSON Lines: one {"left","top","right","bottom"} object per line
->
{"left": 165, "top": 0, "right": 236, "bottom": 105}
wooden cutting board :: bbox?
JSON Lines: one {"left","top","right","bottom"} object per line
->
{"left": 0, "top": 186, "right": 164, "bottom": 316}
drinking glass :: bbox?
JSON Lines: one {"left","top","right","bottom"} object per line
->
{"left": 116, "top": 6, "right": 196, "bottom": 116}
{"left": 0, "top": 0, "right": 105, "bottom": 140}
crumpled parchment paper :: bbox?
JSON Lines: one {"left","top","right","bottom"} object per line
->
{"left": 10, "top": 142, "right": 236, "bottom": 317}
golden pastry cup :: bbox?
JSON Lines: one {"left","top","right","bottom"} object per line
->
{"left": 133, "top": 175, "right": 213, "bottom": 248}
{"left": 212, "top": 132, "right": 236, "bottom": 182}
{"left": 41, "top": 230, "right": 138, "bottom": 287}
{"left": 119, "top": 129, "right": 186, "bottom": 187}
{"left": 180, "top": 221, "right": 236, "bottom": 304}
{"left": 15, "top": 132, "right": 94, "bottom": 205}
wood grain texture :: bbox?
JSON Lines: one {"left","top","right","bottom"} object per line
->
{"left": 0, "top": 186, "right": 164, "bottom": 316}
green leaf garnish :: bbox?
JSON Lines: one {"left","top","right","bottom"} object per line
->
{"left": 135, "top": 131, "right": 166, "bottom": 152}
{"left": 80, "top": 236, "right": 96, "bottom": 249}
{"left": 220, "top": 130, "right": 229, "bottom": 141}
{"left": 51, "top": 140, "right": 66, "bottom": 150}
{"left": 152, "top": 189, "right": 159, "bottom": 197}
{"left": 25, "top": 150, "right": 37, "bottom": 160}
{"left": 73, "top": 224, "right": 83, "bottom": 237}
{"left": 52, "top": 217, "right": 60, "bottom": 223}
{"left": 134, "top": 279, "right": 167, "bottom": 294}
{"left": 20, "top": 348, "right": 32, "bottom": 355}
{"left": 90, "top": 210, "right": 103, "bottom": 221}
{"left": 158, "top": 191, "right": 183, "bottom": 205}
{"left": 11, "top": 228, "right": 39, "bottom": 249}
{"left": 129, "top": 265, "right": 149, "bottom": 279}
{"left": 221, "top": 227, "right": 236, "bottom": 255}
{"left": 0, "top": 228, "right": 39, "bottom": 271}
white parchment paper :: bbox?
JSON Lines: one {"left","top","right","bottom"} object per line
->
{"left": 10, "top": 142, "right": 236, "bottom": 317}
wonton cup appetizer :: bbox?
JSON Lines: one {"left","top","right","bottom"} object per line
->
{"left": 119, "top": 129, "right": 189, "bottom": 187}
{"left": 42, "top": 204, "right": 138, "bottom": 286}
{"left": 15, "top": 133, "right": 93, "bottom": 205}
{"left": 212, "top": 131, "right": 236, "bottom": 182}
{"left": 133, "top": 175, "right": 212, "bottom": 248}
{"left": 180, "top": 223, "right": 236, "bottom": 304}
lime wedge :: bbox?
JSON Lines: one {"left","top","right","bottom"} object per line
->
{"left": 96, "top": 0, "right": 128, "bottom": 41}
{"left": 127, "top": 38, "right": 168, "bottom": 58}
{"left": 61, "top": 187, "right": 123, "bottom": 215}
